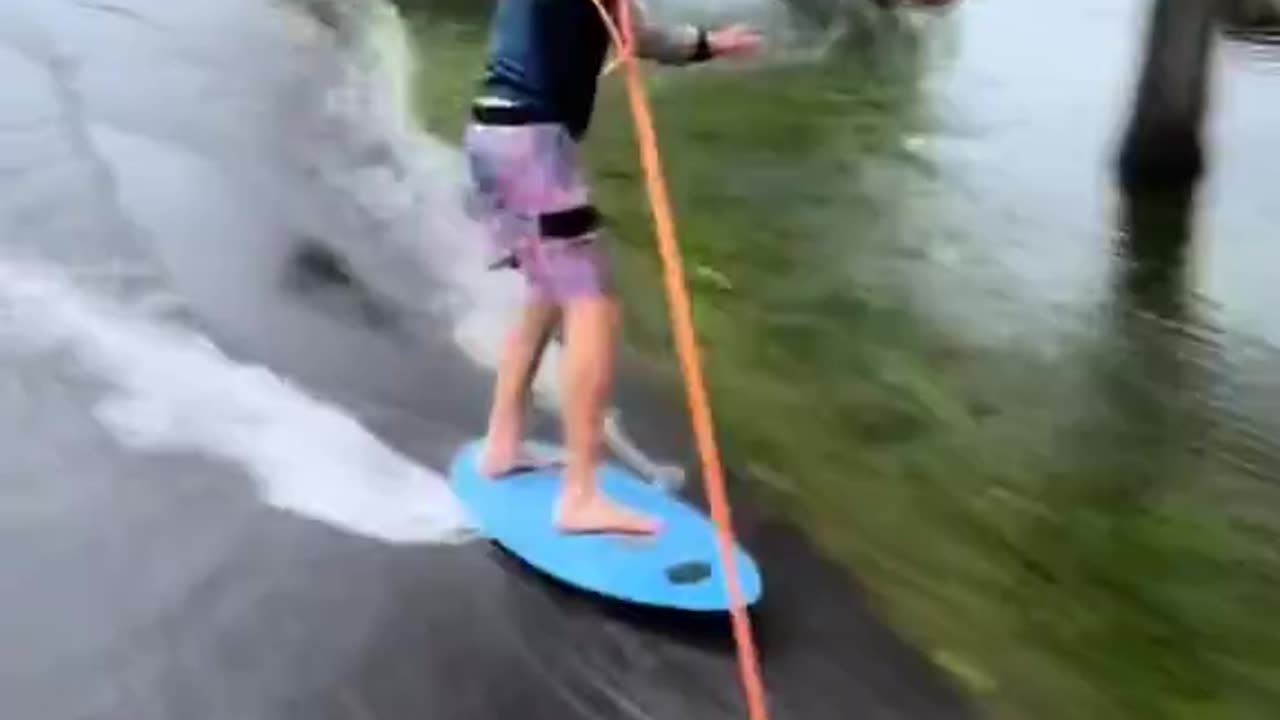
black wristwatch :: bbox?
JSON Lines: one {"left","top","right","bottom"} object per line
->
{"left": 691, "top": 27, "right": 713, "bottom": 62}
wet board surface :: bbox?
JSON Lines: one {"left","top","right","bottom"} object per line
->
{"left": 449, "top": 440, "right": 763, "bottom": 612}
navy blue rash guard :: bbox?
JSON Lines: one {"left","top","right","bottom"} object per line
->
{"left": 477, "top": 0, "right": 706, "bottom": 140}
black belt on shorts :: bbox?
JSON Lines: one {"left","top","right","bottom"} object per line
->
{"left": 470, "top": 102, "right": 556, "bottom": 126}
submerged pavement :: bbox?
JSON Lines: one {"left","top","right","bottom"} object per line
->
{"left": 0, "top": 0, "right": 973, "bottom": 718}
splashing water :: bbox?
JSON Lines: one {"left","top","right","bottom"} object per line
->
{"left": 0, "top": 253, "right": 476, "bottom": 545}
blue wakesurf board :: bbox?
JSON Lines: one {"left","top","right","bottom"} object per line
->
{"left": 449, "top": 439, "right": 763, "bottom": 611}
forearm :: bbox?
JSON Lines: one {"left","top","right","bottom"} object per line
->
{"left": 626, "top": 0, "right": 712, "bottom": 64}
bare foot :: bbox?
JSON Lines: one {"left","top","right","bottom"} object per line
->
{"left": 555, "top": 492, "right": 661, "bottom": 535}
{"left": 479, "top": 441, "right": 563, "bottom": 479}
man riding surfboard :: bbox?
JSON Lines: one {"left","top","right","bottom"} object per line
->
{"left": 463, "top": 0, "right": 761, "bottom": 535}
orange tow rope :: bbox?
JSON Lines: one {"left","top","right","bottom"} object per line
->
{"left": 585, "top": 2, "right": 770, "bottom": 719}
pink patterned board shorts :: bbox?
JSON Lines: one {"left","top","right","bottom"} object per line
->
{"left": 463, "top": 121, "right": 613, "bottom": 302}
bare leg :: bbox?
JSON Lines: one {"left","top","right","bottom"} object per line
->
{"left": 480, "top": 299, "right": 561, "bottom": 477}
{"left": 554, "top": 296, "right": 659, "bottom": 535}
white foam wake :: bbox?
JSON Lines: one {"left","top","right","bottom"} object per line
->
{"left": 0, "top": 255, "right": 475, "bottom": 545}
